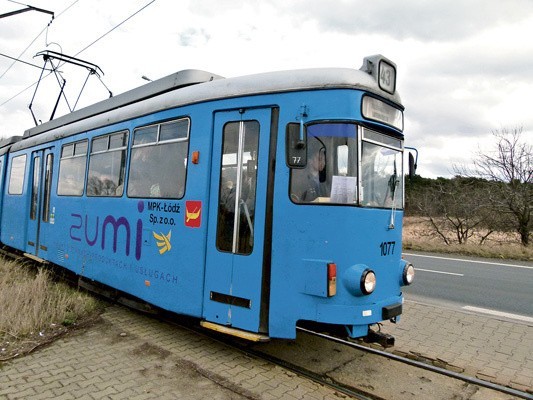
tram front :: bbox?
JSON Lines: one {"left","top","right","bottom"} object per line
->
{"left": 269, "top": 55, "right": 416, "bottom": 341}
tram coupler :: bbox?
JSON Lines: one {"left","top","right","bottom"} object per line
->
{"left": 365, "top": 328, "right": 395, "bottom": 348}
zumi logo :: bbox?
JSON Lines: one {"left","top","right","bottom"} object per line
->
{"left": 70, "top": 201, "right": 144, "bottom": 260}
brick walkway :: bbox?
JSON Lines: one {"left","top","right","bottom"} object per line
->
{"left": 0, "top": 307, "right": 343, "bottom": 400}
{"left": 0, "top": 302, "right": 531, "bottom": 399}
{"left": 382, "top": 299, "right": 533, "bottom": 392}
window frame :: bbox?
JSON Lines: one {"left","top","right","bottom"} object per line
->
{"left": 57, "top": 139, "right": 88, "bottom": 197}
{"left": 42, "top": 153, "right": 53, "bottom": 222}
{"left": 87, "top": 130, "right": 129, "bottom": 197}
{"left": 8, "top": 154, "right": 27, "bottom": 195}
{"left": 287, "top": 122, "right": 405, "bottom": 208}
{"left": 216, "top": 120, "right": 260, "bottom": 255}
{"left": 127, "top": 117, "right": 190, "bottom": 199}
{"left": 360, "top": 126, "right": 405, "bottom": 209}
{"left": 288, "top": 122, "right": 359, "bottom": 205}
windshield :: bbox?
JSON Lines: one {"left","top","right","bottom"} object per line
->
{"left": 290, "top": 123, "right": 358, "bottom": 204}
{"left": 361, "top": 129, "right": 403, "bottom": 209}
{"left": 289, "top": 124, "right": 404, "bottom": 209}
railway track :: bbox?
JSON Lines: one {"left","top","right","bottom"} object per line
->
{"left": 295, "top": 327, "right": 532, "bottom": 400}
{"left": 174, "top": 315, "right": 532, "bottom": 400}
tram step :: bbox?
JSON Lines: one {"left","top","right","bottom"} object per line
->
{"left": 200, "top": 321, "right": 270, "bottom": 342}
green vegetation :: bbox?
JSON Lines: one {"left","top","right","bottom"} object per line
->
{"left": 0, "top": 257, "right": 103, "bottom": 360}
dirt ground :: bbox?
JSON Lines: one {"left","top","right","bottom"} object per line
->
{"left": 0, "top": 313, "right": 103, "bottom": 364}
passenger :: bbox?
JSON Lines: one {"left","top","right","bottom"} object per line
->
{"left": 292, "top": 143, "right": 326, "bottom": 202}
{"left": 217, "top": 175, "right": 236, "bottom": 251}
{"left": 128, "top": 146, "right": 161, "bottom": 197}
{"left": 87, "top": 175, "right": 103, "bottom": 196}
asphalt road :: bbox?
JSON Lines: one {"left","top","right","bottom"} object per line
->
{"left": 402, "top": 251, "right": 533, "bottom": 321}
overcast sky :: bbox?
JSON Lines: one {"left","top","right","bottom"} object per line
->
{"left": 1, "top": 0, "right": 532, "bottom": 178}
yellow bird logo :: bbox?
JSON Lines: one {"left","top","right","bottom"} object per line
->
{"left": 186, "top": 207, "right": 201, "bottom": 223}
{"left": 153, "top": 230, "right": 172, "bottom": 255}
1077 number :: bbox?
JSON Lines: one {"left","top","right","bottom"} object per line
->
{"left": 379, "top": 241, "right": 396, "bottom": 256}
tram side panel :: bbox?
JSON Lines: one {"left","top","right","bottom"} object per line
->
{"left": 1, "top": 105, "right": 213, "bottom": 318}
{"left": 46, "top": 108, "right": 212, "bottom": 317}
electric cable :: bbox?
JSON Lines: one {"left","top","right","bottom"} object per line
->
{"left": 0, "top": 22, "right": 52, "bottom": 81}
{"left": 0, "top": 0, "right": 78, "bottom": 80}
{"left": 0, "top": 0, "right": 80, "bottom": 105}
{"left": 0, "top": 52, "right": 51, "bottom": 71}
{"left": 1, "top": 0, "right": 156, "bottom": 109}
{"left": 74, "top": 0, "right": 156, "bottom": 58}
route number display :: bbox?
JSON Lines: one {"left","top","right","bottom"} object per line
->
{"left": 379, "top": 60, "right": 396, "bottom": 94}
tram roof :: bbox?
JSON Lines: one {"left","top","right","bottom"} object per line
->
{"left": 16, "top": 66, "right": 402, "bottom": 150}
{"left": 0, "top": 136, "right": 22, "bottom": 156}
{"left": 23, "top": 69, "right": 224, "bottom": 139}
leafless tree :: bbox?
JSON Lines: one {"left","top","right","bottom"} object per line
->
{"left": 415, "top": 177, "right": 493, "bottom": 245}
{"left": 464, "top": 128, "right": 532, "bottom": 246}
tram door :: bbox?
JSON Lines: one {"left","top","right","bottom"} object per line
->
{"left": 26, "top": 148, "right": 54, "bottom": 259}
{"left": 204, "top": 108, "right": 273, "bottom": 334}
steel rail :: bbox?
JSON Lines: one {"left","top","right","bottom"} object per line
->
{"left": 297, "top": 327, "right": 533, "bottom": 400}
{"left": 185, "top": 324, "right": 377, "bottom": 400}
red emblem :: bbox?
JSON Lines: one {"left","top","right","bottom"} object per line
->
{"left": 185, "top": 201, "right": 202, "bottom": 228}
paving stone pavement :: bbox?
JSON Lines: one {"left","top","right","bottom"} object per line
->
{"left": 0, "top": 307, "right": 343, "bottom": 400}
{"left": 380, "top": 299, "right": 533, "bottom": 393}
{"left": 0, "top": 301, "right": 532, "bottom": 399}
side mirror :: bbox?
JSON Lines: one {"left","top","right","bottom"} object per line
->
{"left": 286, "top": 123, "right": 306, "bottom": 168}
{"left": 408, "top": 152, "right": 417, "bottom": 179}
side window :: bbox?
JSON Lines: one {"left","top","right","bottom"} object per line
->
{"left": 42, "top": 154, "right": 53, "bottom": 222}
{"left": 8, "top": 154, "right": 27, "bottom": 195}
{"left": 127, "top": 118, "right": 189, "bottom": 198}
{"left": 87, "top": 131, "right": 128, "bottom": 197}
{"left": 30, "top": 156, "right": 41, "bottom": 220}
{"left": 216, "top": 120, "right": 259, "bottom": 255}
{"left": 58, "top": 140, "right": 88, "bottom": 196}
{"left": 289, "top": 123, "right": 358, "bottom": 204}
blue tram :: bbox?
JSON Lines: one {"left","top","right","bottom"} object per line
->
{"left": 0, "top": 55, "right": 414, "bottom": 341}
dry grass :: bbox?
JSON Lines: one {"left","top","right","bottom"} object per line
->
{"left": 0, "top": 257, "right": 103, "bottom": 360}
{"left": 403, "top": 217, "right": 533, "bottom": 261}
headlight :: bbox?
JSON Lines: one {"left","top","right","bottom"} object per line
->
{"left": 403, "top": 263, "right": 415, "bottom": 285}
{"left": 360, "top": 269, "right": 376, "bottom": 295}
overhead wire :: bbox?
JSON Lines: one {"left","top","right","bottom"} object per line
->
{"left": 1, "top": 0, "right": 156, "bottom": 110}
{"left": 0, "top": 18, "right": 53, "bottom": 81}
{"left": 74, "top": 0, "right": 156, "bottom": 58}
{"left": 0, "top": 0, "right": 79, "bottom": 81}
{"left": 0, "top": 0, "right": 80, "bottom": 107}
{"left": 0, "top": 52, "right": 51, "bottom": 71}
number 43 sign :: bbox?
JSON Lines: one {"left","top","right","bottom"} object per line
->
{"left": 378, "top": 60, "right": 396, "bottom": 94}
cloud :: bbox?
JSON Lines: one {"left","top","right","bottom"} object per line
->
{"left": 284, "top": 0, "right": 533, "bottom": 42}
{"left": 178, "top": 28, "right": 211, "bottom": 47}
{"left": 1, "top": 0, "right": 531, "bottom": 179}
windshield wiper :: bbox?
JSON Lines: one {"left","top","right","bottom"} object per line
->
{"left": 388, "top": 160, "right": 399, "bottom": 229}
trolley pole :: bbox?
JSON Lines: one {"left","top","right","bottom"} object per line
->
{"left": 0, "top": 5, "right": 54, "bottom": 19}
